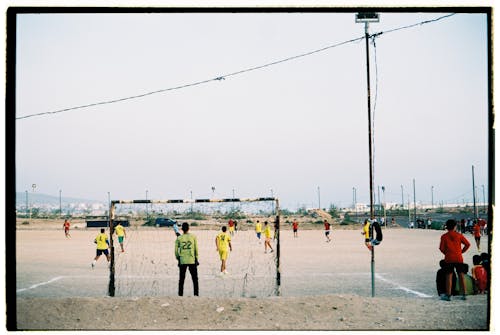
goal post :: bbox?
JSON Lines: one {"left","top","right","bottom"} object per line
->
{"left": 108, "top": 196, "right": 281, "bottom": 297}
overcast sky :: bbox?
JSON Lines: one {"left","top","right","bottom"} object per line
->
{"left": 14, "top": 9, "right": 489, "bottom": 210}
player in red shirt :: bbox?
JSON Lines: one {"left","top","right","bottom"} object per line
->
{"left": 324, "top": 220, "right": 331, "bottom": 242}
{"left": 439, "top": 219, "right": 470, "bottom": 301}
{"left": 472, "top": 220, "right": 482, "bottom": 252}
{"left": 292, "top": 220, "right": 298, "bottom": 238}
{"left": 63, "top": 219, "right": 71, "bottom": 238}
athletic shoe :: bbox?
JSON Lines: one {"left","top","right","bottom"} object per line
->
{"left": 270, "top": 249, "right": 274, "bottom": 253}
{"left": 440, "top": 294, "right": 451, "bottom": 301}
{"left": 223, "top": 270, "right": 229, "bottom": 275}
{"left": 91, "top": 262, "right": 95, "bottom": 269}
{"left": 459, "top": 295, "right": 467, "bottom": 300}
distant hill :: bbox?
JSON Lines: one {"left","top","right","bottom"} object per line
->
{"left": 15, "top": 192, "right": 102, "bottom": 206}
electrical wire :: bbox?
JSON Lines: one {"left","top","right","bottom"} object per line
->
{"left": 15, "top": 13, "right": 456, "bottom": 120}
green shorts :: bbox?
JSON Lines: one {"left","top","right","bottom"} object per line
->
{"left": 118, "top": 236, "right": 124, "bottom": 243}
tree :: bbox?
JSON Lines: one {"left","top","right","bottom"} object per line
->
{"left": 328, "top": 204, "right": 339, "bottom": 218}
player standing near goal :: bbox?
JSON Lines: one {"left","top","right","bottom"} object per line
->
{"left": 92, "top": 228, "right": 110, "bottom": 269}
{"left": 63, "top": 219, "right": 71, "bottom": 238}
{"left": 175, "top": 222, "right": 199, "bottom": 296}
{"left": 216, "top": 226, "right": 232, "bottom": 274}
{"left": 264, "top": 221, "right": 274, "bottom": 253}
{"left": 114, "top": 222, "right": 127, "bottom": 253}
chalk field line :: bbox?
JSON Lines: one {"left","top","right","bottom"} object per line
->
{"left": 17, "top": 272, "right": 432, "bottom": 297}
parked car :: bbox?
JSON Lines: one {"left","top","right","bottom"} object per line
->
{"left": 154, "top": 218, "right": 177, "bottom": 227}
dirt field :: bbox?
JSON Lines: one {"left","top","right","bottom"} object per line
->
{"left": 14, "top": 220, "right": 491, "bottom": 330}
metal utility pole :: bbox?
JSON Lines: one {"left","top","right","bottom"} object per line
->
{"left": 381, "top": 186, "right": 386, "bottom": 228}
{"left": 413, "top": 179, "right": 417, "bottom": 227}
{"left": 482, "top": 185, "right": 486, "bottom": 214}
{"left": 431, "top": 186, "right": 434, "bottom": 209}
{"left": 25, "top": 190, "right": 28, "bottom": 217}
{"left": 472, "top": 165, "right": 478, "bottom": 219}
{"left": 146, "top": 190, "right": 149, "bottom": 219}
{"left": 356, "top": 11, "right": 379, "bottom": 298}
{"left": 59, "top": 189, "right": 62, "bottom": 218}
{"left": 31, "top": 184, "right": 36, "bottom": 222}
{"left": 317, "top": 186, "right": 321, "bottom": 210}
{"left": 377, "top": 185, "right": 381, "bottom": 219}
{"left": 401, "top": 185, "right": 404, "bottom": 208}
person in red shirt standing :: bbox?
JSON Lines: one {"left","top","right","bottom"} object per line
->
{"left": 292, "top": 220, "right": 299, "bottom": 238}
{"left": 324, "top": 219, "right": 331, "bottom": 243}
{"left": 63, "top": 219, "right": 71, "bottom": 238}
{"left": 439, "top": 219, "right": 470, "bottom": 301}
{"left": 472, "top": 220, "right": 482, "bottom": 252}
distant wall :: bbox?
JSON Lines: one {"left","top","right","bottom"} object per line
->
{"left": 86, "top": 220, "right": 130, "bottom": 228}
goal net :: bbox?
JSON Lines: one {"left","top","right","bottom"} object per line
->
{"left": 108, "top": 197, "right": 281, "bottom": 298}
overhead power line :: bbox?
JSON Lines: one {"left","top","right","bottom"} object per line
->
{"left": 16, "top": 13, "right": 456, "bottom": 120}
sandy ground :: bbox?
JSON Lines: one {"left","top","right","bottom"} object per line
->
{"left": 14, "top": 220, "right": 491, "bottom": 331}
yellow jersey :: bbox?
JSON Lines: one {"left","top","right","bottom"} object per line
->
{"left": 216, "top": 232, "right": 231, "bottom": 252}
{"left": 175, "top": 233, "right": 199, "bottom": 265}
{"left": 114, "top": 224, "right": 125, "bottom": 237}
{"left": 255, "top": 222, "right": 262, "bottom": 233}
{"left": 264, "top": 225, "right": 271, "bottom": 238}
{"left": 95, "top": 232, "right": 109, "bottom": 250}
{"left": 363, "top": 221, "right": 371, "bottom": 240}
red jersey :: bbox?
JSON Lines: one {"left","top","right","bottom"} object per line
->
{"left": 63, "top": 221, "right": 70, "bottom": 230}
{"left": 324, "top": 221, "right": 330, "bottom": 230}
{"left": 472, "top": 265, "right": 487, "bottom": 291}
{"left": 292, "top": 221, "right": 298, "bottom": 230}
{"left": 473, "top": 224, "right": 481, "bottom": 238}
{"left": 439, "top": 230, "right": 470, "bottom": 263}
{"left": 228, "top": 219, "right": 234, "bottom": 227}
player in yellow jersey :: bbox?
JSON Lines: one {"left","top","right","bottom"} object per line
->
{"left": 215, "top": 226, "right": 232, "bottom": 274}
{"left": 114, "top": 222, "right": 127, "bottom": 252}
{"left": 361, "top": 219, "right": 372, "bottom": 251}
{"left": 263, "top": 221, "right": 274, "bottom": 254}
{"left": 255, "top": 220, "right": 262, "bottom": 243}
{"left": 175, "top": 222, "right": 199, "bottom": 296}
{"left": 92, "top": 228, "right": 110, "bottom": 269}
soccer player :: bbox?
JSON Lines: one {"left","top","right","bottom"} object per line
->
{"left": 172, "top": 222, "right": 181, "bottom": 237}
{"left": 114, "top": 222, "right": 127, "bottom": 253}
{"left": 361, "top": 219, "right": 372, "bottom": 251}
{"left": 472, "top": 220, "right": 481, "bottom": 252}
{"left": 255, "top": 220, "right": 262, "bottom": 243}
{"left": 175, "top": 222, "right": 199, "bottom": 296}
{"left": 63, "top": 219, "right": 71, "bottom": 238}
{"left": 292, "top": 219, "right": 298, "bottom": 238}
{"left": 324, "top": 219, "right": 331, "bottom": 242}
{"left": 92, "top": 228, "right": 110, "bottom": 269}
{"left": 263, "top": 221, "right": 274, "bottom": 253}
{"left": 215, "top": 226, "right": 232, "bottom": 274}
{"left": 228, "top": 219, "right": 235, "bottom": 236}
{"left": 439, "top": 219, "right": 471, "bottom": 301}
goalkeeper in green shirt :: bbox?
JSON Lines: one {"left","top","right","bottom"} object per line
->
{"left": 175, "top": 222, "right": 199, "bottom": 296}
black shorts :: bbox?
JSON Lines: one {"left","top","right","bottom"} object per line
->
{"left": 293, "top": 229, "right": 298, "bottom": 233}
{"left": 443, "top": 262, "right": 468, "bottom": 274}
{"left": 96, "top": 249, "right": 109, "bottom": 256}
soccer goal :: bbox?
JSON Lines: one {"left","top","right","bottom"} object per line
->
{"left": 107, "top": 197, "right": 281, "bottom": 298}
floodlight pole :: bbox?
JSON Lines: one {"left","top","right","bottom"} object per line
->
{"left": 357, "top": 12, "right": 379, "bottom": 298}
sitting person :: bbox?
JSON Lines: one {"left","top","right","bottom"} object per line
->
{"left": 436, "top": 259, "right": 457, "bottom": 297}
{"left": 472, "top": 254, "right": 488, "bottom": 294}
